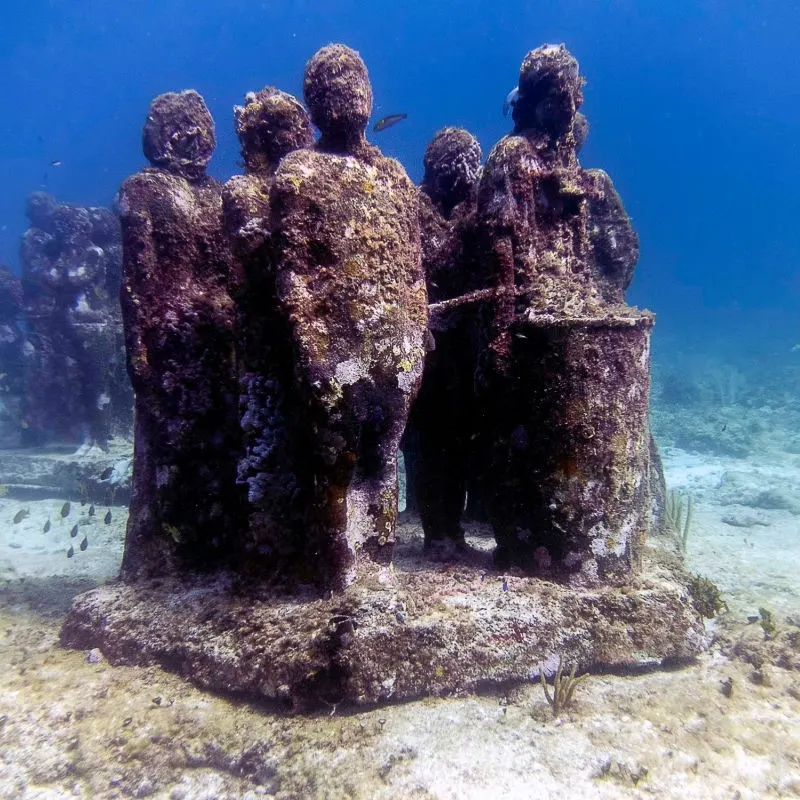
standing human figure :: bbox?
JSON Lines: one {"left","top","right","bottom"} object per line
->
{"left": 476, "top": 45, "right": 652, "bottom": 584}
{"left": 119, "top": 90, "right": 241, "bottom": 579}
{"left": 222, "top": 87, "right": 315, "bottom": 575}
{"left": 269, "top": 45, "right": 428, "bottom": 589}
{"left": 408, "top": 127, "right": 485, "bottom": 551}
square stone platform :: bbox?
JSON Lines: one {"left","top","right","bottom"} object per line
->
{"left": 61, "top": 522, "right": 708, "bottom": 710}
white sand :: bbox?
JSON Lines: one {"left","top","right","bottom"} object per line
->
{"left": 1, "top": 444, "right": 799, "bottom": 799}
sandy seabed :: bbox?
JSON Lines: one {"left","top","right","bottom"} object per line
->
{"left": 0, "top": 445, "right": 799, "bottom": 799}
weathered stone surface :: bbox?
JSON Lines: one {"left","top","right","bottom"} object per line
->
{"left": 61, "top": 523, "right": 708, "bottom": 710}
{"left": 585, "top": 168, "right": 640, "bottom": 304}
{"left": 119, "top": 90, "right": 241, "bottom": 580}
{"left": 141, "top": 90, "right": 216, "bottom": 181}
{"left": 223, "top": 87, "right": 313, "bottom": 576}
{"left": 482, "top": 311, "right": 654, "bottom": 583}
{"left": 264, "top": 45, "right": 428, "bottom": 589}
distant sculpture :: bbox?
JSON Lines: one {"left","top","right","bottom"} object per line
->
{"left": 267, "top": 45, "right": 428, "bottom": 589}
{"left": 408, "top": 127, "right": 485, "bottom": 549}
{"left": 222, "top": 87, "right": 314, "bottom": 573}
{"left": 19, "top": 191, "right": 129, "bottom": 449}
{"left": 0, "top": 263, "right": 28, "bottom": 445}
{"left": 118, "top": 90, "right": 241, "bottom": 579}
{"left": 476, "top": 44, "right": 651, "bottom": 583}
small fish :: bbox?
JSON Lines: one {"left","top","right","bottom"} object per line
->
{"left": 70, "top": 523, "right": 79, "bottom": 538}
{"left": 60, "top": 501, "right": 71, "bottom": 518}
{"left": 721, "top": 423, "right": 727, "bottom": 432}
{"left": 80, "top": 536, "right": 88, "bottom": 552}
{"left": 104, "top": 510, "right": 112, "bottom": 525}
{"left": 50, "top": 160, "right": 62, "bottom": 167}
{"left": 88, "top": 504, "right": 95, "bottom": 517}
{"left": 67, "top": 545, "right": 74, "bottom": 558}
{"left": 98, "top": 467, "right": 114, "bottom": 481}
{"left": 373, "top": 113, "right": 407, "bottom": 132}
{"left": 43, "top": 519, "right": 51, "bottom": 533}
{"left": 163, "top": 523, "right": 183, "bottom": 543}
{"left": 503, "top": 86, "right": 519, "bottom": 117}
{"left": 13, "top": 508, "right": 29, "bottom": 524}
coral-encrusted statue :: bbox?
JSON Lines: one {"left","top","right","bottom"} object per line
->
{"left": 118, "top": 90, "right": 241, "bottom": 579}
{"left": 408, "top": 127, "right": 485, "bottom": 550}
{"left": 20, "top": 191, "right": 129, "bottom": 449}
{"left": 268, "top": 45, "right": 428, "bottom": 589}
{"left": 0, "top": 263, "right": 28, "bottom": 444}
{"left": 61, "top": 44, "right": 708, "bottom": 711}
{"left": 222, "top": 87, "right": 314, "bottom": 574}
{"left": 476, "top": 44, "right": 651, "bottom": 584}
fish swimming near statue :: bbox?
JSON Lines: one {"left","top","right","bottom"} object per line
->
{"left": 373, "top": 113, "right": 407, "bottom": 132}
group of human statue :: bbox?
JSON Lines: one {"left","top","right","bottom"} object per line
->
{"left": 119, "top": 43, "right": 654, "bottom": 593}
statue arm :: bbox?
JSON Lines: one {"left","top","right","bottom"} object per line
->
{"left": 585, "top": 168, "right": 639, "bottom": 296}
{"left": 118, "top": 179, "right": 158, "bottom": 388}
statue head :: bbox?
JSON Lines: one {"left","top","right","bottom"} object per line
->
{"left": 422, "top": 127, "right": 482, "bottom": 216}
{"left": 234, "top": 87, "right": 314, "bottom": 174}
{"left": 26, "top": 192, "right": 57, "bottom": 230}
{"left": 303, "top": 44, "right": 372, "bottom": 152}
{"left": 513, "top": 44, "right": 583, "bottom": 139}
{"left": 142, "top": 90, "right": 216, "bottom": 180}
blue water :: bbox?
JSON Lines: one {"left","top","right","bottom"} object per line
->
{"left": 1, "top": 0, "right": 799, "bottom": 351}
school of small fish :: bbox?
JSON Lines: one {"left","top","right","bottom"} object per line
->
{"left": 9, "top": 493, "right": 117, "bottom": 560}
{"left": 4, "top": 458, "right": 128, "bottom": 563}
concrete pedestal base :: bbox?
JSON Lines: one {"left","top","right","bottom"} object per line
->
{"left": 61, "top": 523, "right": 708, "bottom": 710}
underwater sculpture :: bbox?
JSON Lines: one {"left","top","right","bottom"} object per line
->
{"left": 475, "top": 43, "right": 651, "bottom": 582}
{"left": 63, "top": 43, "right": 707, "bottom": 710}
{"left": 0, "top": 263, "right": 27, "bottom": 445}
{"left": 19, "top": 191, "right": 130, "bottom": 448}
{"left": 408, "top": 126, "right": 485, "bottom": 549}
{"left": 265, "top": 44, "right": 428, "bottom": 589}
{"left": 118, "top": 89, "right": 242, "bottom": 579}
{"left": 222, "top": 86, "right": 315, "bottom": 575}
